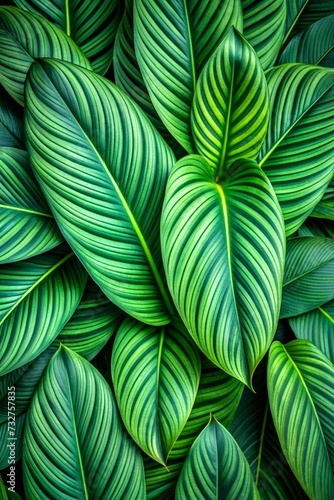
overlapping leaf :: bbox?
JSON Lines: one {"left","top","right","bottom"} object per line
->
{"left": 0, "top": 91, "right": 23, "bottom": 147}
{"left": 268, "top": 340, "right": 334, "bottom": 499}
{"left": 299, "top": 218, "right": 334, "bottom": 238}
{"left": 258, "top": 64, "right": 334, "bottom": 236}
{"left": 284, "top": 0, "right": 334, "bottom": 46}
{"left": 23, "top": 346, "right": 146, "bottom": 499}
{"left": 0, "top": 6, "right": 91, "bottom": 104}
{"left": 25, "top": 58, "right": 175, "bottom": 326}
{"left": 112, "top": 316, "right": 201, "bottom": 465}
{"left": 134, "top": 0, "right": 242, "bottom": 152}
{"left": 161, "top": 155, "right": 285, "bottom": 386}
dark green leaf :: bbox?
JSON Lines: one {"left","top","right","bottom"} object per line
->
{"left": 0, "top": 90, "right": 23, "bottom": 147}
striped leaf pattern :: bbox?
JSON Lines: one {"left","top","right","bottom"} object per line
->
{"left": 134, "top": 0, "right": 242, "bottom": 152}
{"left": 281, "top": 237, "right": 334, "bottom": 318}
{"left": 289, "top": 301, "right": 334, "bottom": 362}
{"left": 268, "top": 340, "right": 334, "bottom": 499}
{"left": 284, "top": 0, "right": 334, "bottom": 45}
{"left": 0, "top": 148, "right": 63, "bottom": 263}
{"left": 191, "top": 28, "right": 269, "bottom": 176}
{"left": 23, "top": 346, "right": 146, "bottom": 499}
{"left": 161, "top": 156, "right": 285, "bottom": 386}
{"left": 112, "top": 316, "right": 201, "bottom": 465}
{"left": 258, "top": 64, "right": 334, "bottom": 236}
{"left": 13, "top": 0, "right": 120, "bottom": 74}
{"left": 0, "top": 246, "right": 87, "bottom": 376}
{"left": 25, "top": 58, "right": 175, "bottom": 326}
{"left": 241, "top": 0, "right": 286, "bottom": 69}
{"left": 176, "top": 417, "right": 260, "bottom": 499}
{"left": 0, "top": 91, "right": 23, "bottom": 148}
{"left": 0, "top": 6, "right": 91, "bottom": 105}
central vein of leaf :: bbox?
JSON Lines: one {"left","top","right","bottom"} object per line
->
{"left": 65, "top": 0, "right": 71, "bottom": 36}
{"left": 217, "top": 60, "right": 235, "bottom": 179}
{"left": 0, "top": 204, "right": 53, "bottom": 218}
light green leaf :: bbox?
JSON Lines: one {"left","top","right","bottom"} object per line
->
{"left": 0, "top": 413, "right": 25, "bottom": 470}
{"left": 0, "top": 147, "right": 63, "bottom": 263}
{"left": 281, "top": 237, "right": 334, "bottom": 318}
{"left": 0, "top": 6, "right": 91, "bottom": 104}
{"left": 23, "top": 346, "right": 146, "bottom": 499}
{"left": 0, "top": 91, "right": 23, "bottom": 148}
{"left": 161, "top": 155, "right": 285, "bottom": 386}
{"left": 0, "top": 245, "right": 87, "bottom": 375}
{"left": 192, "top": 27, "right": 269, "bottom": 175}
{"left": 176, "top": 416, "right": 260, "bottom": 499}
{"left": 112, "top": 316, "right": 201, "bottom": 465}
{"left": 258, "top": 64, "right": 334, "bottom": 236}
{"left": 134, "top": 0, "right": 242, "bottom": 152}
{"left": 268, "top": 340, "right": 334, "bottom": 499}
{"left": 13, "top": 0, "right": 120, "bottom": 74}
{"left": 25, "top": 58, "right": 175, "bottom": 326}
{"left": 241, "top": 0, "right": 286, "bottom": 69}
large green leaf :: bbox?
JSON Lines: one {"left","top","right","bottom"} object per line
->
{"left": 176, "top": 416, "right": 259, "bottom": 499}
{"left": 268, "top": 340, "right": 334, "bottom": 499}
{"left": 241, "top": 0, "right": 286, "bottom": 70}
{"left": 161, "top": 155, "right": 285, "bottom": 386}
{"left": 281, "top": 237, "right": 334, "bottom": 318}
{"left": 191, "top": 27, "right": 269, "bottom": 176}
{"left": 0, "top": 6, "right": 91, "bottom": 105}
{"left": 13, "top": 0, "right": 120, "bottom": 74}
{"left": 134, "top": 0, "right": 242, "bottom": 152}
{"left": 0, "top": 90, "right": 23, "bottom": 148}
{"left": 289, "top": 301, "right": 334, "bottom": 362}
{"left": 112, "top": 315, "right": 201, "bottom": 465}
{"left": 0, "top": 147, "right": 63, "bottom": 263}
{"left": 25, "top": 58, "right": 175, "bottom": 326}
{"left": 23, "top": 346, "right": 145, "bottom": 499}
{"left": 258, "top": 64, "right": 334, "bottom": 236}
{"left": 0, "top": 245, "right": 87, "bottom": 375}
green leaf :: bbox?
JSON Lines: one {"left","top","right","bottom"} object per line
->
{"left": 13, "top": 0, "right": 120, "bottom": 74}
{"left": 0, "top": 147, "right": 63, "bottom": 263}
{"left": 0, "top": 245, "right": 87, "bottom": 375}
{"left": 176, "top": 416, "right": 260, "bottom": 499}
{"left": 23, "top": 346, "right": 146, "bottom": 499}
{"left": 0, "top": 90, "right": 23, "bottom": 147}
{"left": 0, "top": 474, "right": 22, "bottom": 499}
{"left": 134, "top": 0, "right": 242, "bottom": 152}
{"left": 112, "top": 316, "right": 201, "bottom": 465}
{"left": 289, "top": 301, "right": 334, "bottom": 362}
{"left": 241, "top": 0, "right": 286, "bottom": 70}
{"left": 0, "top": 413, "right": 25, "bottom": 470}
{"left": 268, "top": 340, "right": 334, "bottom": 499}
{"left": 161, "top": 155, "right": 285, "bottom": 386}
{"left": 0, "top": 6, "right": 91, "bottom": 104}
{"left": 258, "top": 64, "right": 334, "bottom": 236}
{"left": 25, "top": 58, "right": 175, "bottom": 326}
{"left": 281, "top": 237, "right": 334, "bottom": 318}
{"left": 299, "top": 218, "right": 334, "bottom": 238}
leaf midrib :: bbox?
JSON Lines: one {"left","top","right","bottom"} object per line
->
{"left": 283, "top": 258, "right": 334, "bottom": 287}
{"left": 318, "top": 306, "right": 334, "bottom": 324}
{"left": 0, "top": 204, "right": 53, "bottom": 218}
{"left": 182, "top": 0, "right": 196, "bottom": 94}
{"left": 217, "top": 56, "right": 235, "bottom": 179}
{"left": 282, "top": 0, "right": 310, "bottom": 48}
{"left": 255, "top": 402, "right": 269, "bottom": 485}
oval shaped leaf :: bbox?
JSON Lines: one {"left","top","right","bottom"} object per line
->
{"left": 176, "top": 416, "right": 259, "bottom": 499}
{"left": 268, "top": 340, "right": 334, "bottom": 499}
{"left": 191, "top": 27, "right": 269, "bottom": 176}
{"left": 0, "top": 91, "right": 23, "bottom": 148}
{"left": 134, "top": 0, "right": 242, "bottom": 152}
{"left": 281, "top": 237, "right": 334, "bottom": 318}
{"left": 25, "top": 58, "right": 175, "bottom": 326}
{"left": 0, "top": 6, "right": 91, "bottom": 105}
{"left": 23, "top": 346, "right": 145, "bottom": 499}
{"left": 0, "top": 246, "right": 87, "bottom": 375}
{"left": 112, "top": 315, "right": 201, "bottom": 465}
{"left": 0, "top": 147, "right": 63, "bottom": 263}
{"left": 259, "top": 64, "right": 334, "bottom": 235}
{"left": 161, "top": 155, "right": 285, "bottom": 386}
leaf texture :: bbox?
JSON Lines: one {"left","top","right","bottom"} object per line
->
{"left": 0, "top": 90, "right": 23, "bottom": 147}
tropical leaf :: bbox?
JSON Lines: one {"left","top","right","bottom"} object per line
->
{"left": 25, "top": 58, "right": 175, "bottom": 326}
{"left": 0, "top": 6, "right": 91, "bottom": 105}
{"left": 13, "top": 0, "right": 120, "bottom": 74}
{"left": 289, "top": 301, "right": 334, "bottom": 362}
{"left": 281, "top": 237, "right": 334, "bottom": 318}
{"left": 23, "top": 346, "right": 146, "bottom": 499}
{"left": 0, "top": 413, "right": 25, "bottom": 470}
{"left": 268, "top": 340, "right": 334, "bottom": 499}
{"left": 134, "top": 0, "right": 243, "bottom": 152}
{"left": 161, "top": 155, "right": 285, "bottom": 386}
{"left": 0, "top": 147, "right": 63, "bottom": 263}
{"left": 0, "top": 245, "right": 87, "bottom": 376}
{"left": 241, "top": 0, "right": 286, "bottom": 70}
{"left": 176, "top": 416, "right": 259, "bottom": 499}
{"left": 280, "top": 14, "right": 334, "bottom": 66}
{"left": 0, "top": 90, "right": 23, "bottom": 147}
{"left": 112, "top": 315, "right": 201, "bottom": 465}
{"left": 258, "top": 64, "right": 334, "bottom": 236}
{"left": 191, "top": 27, "right": 269, "bottom": 175}
{"left": 284, "top": 0, "right": 334, "bottom": 46}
